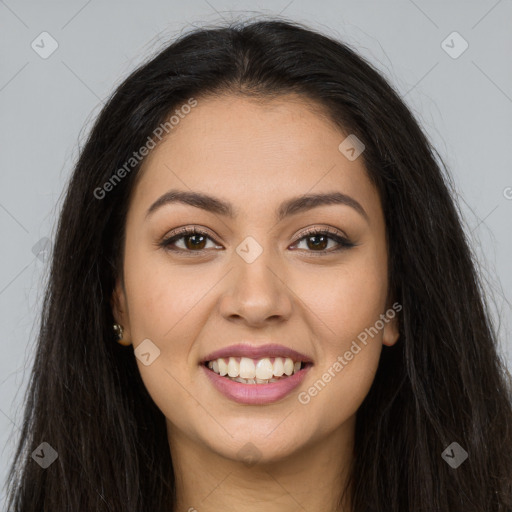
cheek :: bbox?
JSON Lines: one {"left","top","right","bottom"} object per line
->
{"left": 292, "top": 250, "right": 387, "bottom": 415}
{"left": 297, "top": 250, "right": 388, "bottom": 350}
{"left": 122, "top": 243, "right": 228, "bottom": 411}
{"left": 123, "top": 259, "right": 205, "bottom": 434}
{"left": 123, "top": 245, "right": 215, "bottom": 343}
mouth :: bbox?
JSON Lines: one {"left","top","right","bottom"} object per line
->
{"left": 203, "top": 356, "right": 313, "bottom": 384}
{"left": 199, "top": 344, "right": 313, "bottom": 404}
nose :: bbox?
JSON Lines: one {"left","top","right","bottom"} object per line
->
{"left": 218, "top": 248, "right": 293, "bottom": 328}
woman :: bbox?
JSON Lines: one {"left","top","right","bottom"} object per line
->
{"left": 6, "top": 17, "right": 512, "bottom": 512}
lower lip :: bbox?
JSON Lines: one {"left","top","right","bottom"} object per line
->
{"left": 201, "top": 364, "right": 312, "bottom": 405}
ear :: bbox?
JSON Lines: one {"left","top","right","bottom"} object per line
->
{"left": 111, "top": 278, "right": 132, "bottom": 345}
{"left": 382, "top": 300, "right": 401, "bottom": 347}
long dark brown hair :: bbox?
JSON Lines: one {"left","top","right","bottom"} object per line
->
{"left": 6, "top": 17, "right": 512, "bottom": 511}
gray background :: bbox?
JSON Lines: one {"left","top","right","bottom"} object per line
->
{"left": 1, "top": 0, "right": 511, "bottom": 505}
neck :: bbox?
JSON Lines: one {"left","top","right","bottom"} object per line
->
{"left": 167, "top": 417, "right": 355, "bottom": 512}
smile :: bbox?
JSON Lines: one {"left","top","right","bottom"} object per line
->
{"left": 201, "top": 357, "right": 313, "bottom": 405}
{"left": 204, "top": 356, "right": 307, "bottom": 384}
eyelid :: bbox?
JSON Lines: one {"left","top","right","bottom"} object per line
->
{"left": 291, "top": 224, "right": 349, "bottom": 243}
{"left": 164, "top": 225, "right": 215, "bottom": 240}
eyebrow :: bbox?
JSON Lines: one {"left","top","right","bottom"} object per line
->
{"left": 145, "top": 189, "right": 369, "bottom": 223}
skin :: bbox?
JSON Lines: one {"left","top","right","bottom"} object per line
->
{"left": 112, "top": 94, "right": 399, "bottom": 512}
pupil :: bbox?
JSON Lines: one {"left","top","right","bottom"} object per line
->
{"left": 186, "top": 234, "right": 206, "bottom": 250}
{"left": 308, "top": 235, "right": 327, "bottom": 250}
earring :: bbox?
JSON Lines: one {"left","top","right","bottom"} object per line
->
{"left": 113, "top": 323, "right": 131, "bottom": 346}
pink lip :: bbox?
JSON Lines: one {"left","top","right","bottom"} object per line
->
{"left": 200, "top": 343, "right": 313, "bottom": 364}
{"left": 201, "top": 363, "right": 312, "bottom": 405}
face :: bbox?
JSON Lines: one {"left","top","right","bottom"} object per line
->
{"left": 112, "top": 94, "right": 399, "bottom": 465}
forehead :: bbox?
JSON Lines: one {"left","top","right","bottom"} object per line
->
{"left": 129, "top": 94, "right": 382, "bottom": 224}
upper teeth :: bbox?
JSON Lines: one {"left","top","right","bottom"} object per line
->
{"left": 207, "top": 357, "right": 302, "bottom": 379}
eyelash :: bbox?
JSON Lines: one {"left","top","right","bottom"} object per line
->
{"left": 159, "top": 226, "right": 355, "bottom": 256}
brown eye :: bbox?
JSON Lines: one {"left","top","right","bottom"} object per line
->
{"left": 182, "top": 233, "right": 207, "bottom": 250}
{"left": 304, "top": 234, "right": 329, "bottom": 251}
{"left": 160, "top": 227, "right": 221, "bottom": 254}
{"left": 291, "top": 228, "right": 355, "bottom": 254}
